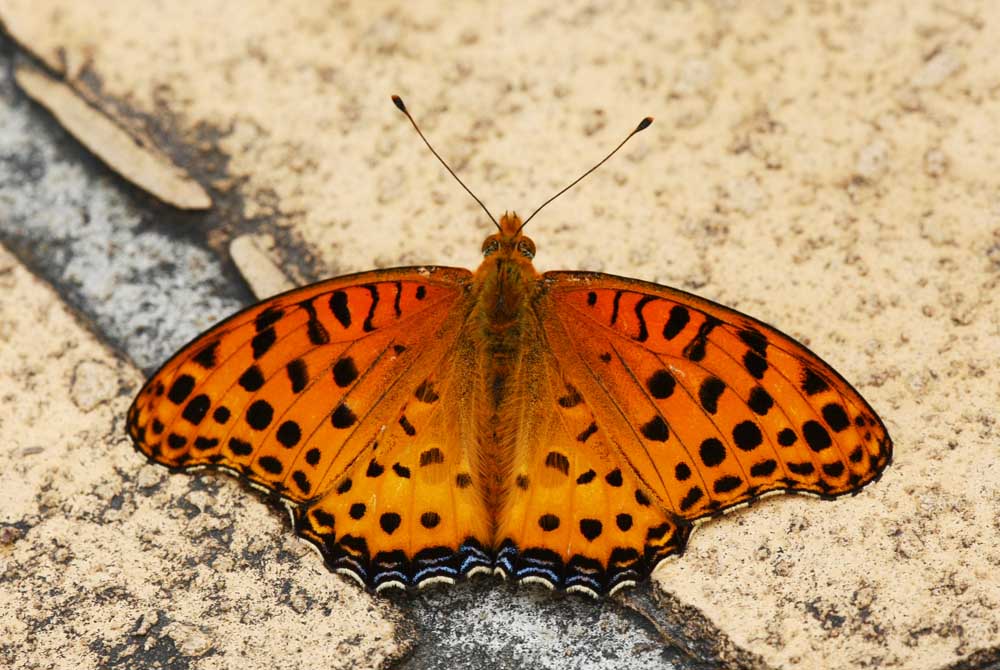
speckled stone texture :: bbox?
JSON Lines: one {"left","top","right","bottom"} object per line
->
{"left": 0, "top": 244, "right": 407, "bottom": 669}
{"left": 1, "top": 1, "right": 998, "bottom": 669}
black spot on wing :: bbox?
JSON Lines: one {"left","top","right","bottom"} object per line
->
{"left": 193, "top": 437, "right": 218, "bottom": 450}
{"left": 822, "top": 403, "right": 851, "bottom": 432}
{"left": 683, "top": 316, "right": 720, "bottom": 362}
{"left": 380, "top": 513, "right": 401, "bottom": 534}
{"left": 777, "top": 428, "right": 797, "bottom": 446}
{"left": 750, "top": 459, "right": 778, "bottom": 478}
{"left": 361, "top": 284, "right": 379, "bottom": 332}
{"left": 229, "top": 438, "right": 252, "bottom": 456}
{"left": 301, "top": 299, "right": 330, "bottom": 345}
{"left": 329, "top": 291, "right": 351, "bottom": 328}
{"left": 167, "top": 375, "right": 195, "bottom": 404}
{"left": 239, "top": 365, "right": 265, "bottom": 392}
{"left": 366, "top": 459, "right": 384, "bottom": 477}
{"left": 192, "top": 341, "right": 220, "bottom": 369}
{"left": 679, "top": 486, "right": 703, "bottom": 511}
{"left": 255, "top": 306, "right": 284, "bottom": 332}
{"left": 287, "top": 359, "right": 309, "bottom": 393}
{"left": 787, "top": 461, "right": 815, "bottom": 476}
{"left": 698, "top": 377, "right": 725, "bottom": 414}
{"left": 699, "top": 438, "right": 726, "bottom": 467}
{"left": 748, "top": 386, "right": 774, "bottom": 415}
{"left": 392, "top": 281, "right": 403, "bottom": 317}
{"left": 539, "top": 514, "right": 560, "bottom": 531}
{"left": 545, "top": 451, "right": 570, "bottom": 475}
{"left": 251, "top": 328, "right": 276, "bottom": 359}
{"left": 802, "top": 368, "right": 829, "bottom": 395}
{"left": 640, "top": 416, "right": 669, "bottom": 442}
{"left": 802, "top": 420, "right": 832, "bottom": 452}
{"left": 331, "top": 403, "right": 357, "bottom": 428}
{"left": 713, "top": 475, "right": 742, "bottom": 494}
{"left": 181, "top": 394, "right": 211, "bottom": 425}
{"left": 259, "top": 456, "right": 283, "bottom": 474}
{"left": 292, "top": 471, "right": 311, "bottom": 494}
{"left": 399, "top": 415, "right": 417, "bottom": 436}
{"left": 662, "top": 305, "right": 690, "bottom": 340}
{"left": 333, "top": 357, "right": 358, "bottom": 388}
{"left": 577, "top": 422, "right": 597, "bottom": 443}
{"left": 732, "top": 420, "right": 763, "bottom": 451}
{"left": 415, "top": 379, "right": 439, "bottom": 403}
{"left": 246, "top": 400, "right": 273, "bottom": 430}
{"left": 579, "top": 519, "right": 603, "bottom": 541}
{"left": 646, "top": 369, "right": 675, "bottom": 399}
{"left": 738, "top": 328, "right": 768, "bottom": 355}
{"left": 419, "top": 448, "right": 444, "bottom": 466}
{"left": 743, "top": 350, "right": 768, "bottom": 379}
{"left": 822, "top": 461, "right": 845, "bottom": 477}
{"left": 276, "top": 421, "right": 301, "bottom": 447}
{"left": 610, "top": 290, "right": 623, "bottom": 326}
{"left": 558, "top": 384, "right": 582, "bottom": 408}
{"left": 633, "top": 295, "right": 656, "bottom": 341}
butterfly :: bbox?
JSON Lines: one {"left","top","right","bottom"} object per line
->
{"left": 126, "top": 96, "right": 892, "bottom": 598}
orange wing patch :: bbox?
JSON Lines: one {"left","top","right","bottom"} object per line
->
{"left": 544, "top": 274, "right": 891, "bottom": 512}
{"left": 493, "top": 347, "right": 689, "bottom": 595}
{"left": 495, "top": 272, "right": 893, "bottom": 592}
{"left": 126, "top": 268, "right": 498, "bottom": 588}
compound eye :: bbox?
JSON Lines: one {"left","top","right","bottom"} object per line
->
{"left": 517, "top": 239, "right": 535, "bottom": 259}
{"left": 482, "top": 239, "right": 500, "bottom": 256}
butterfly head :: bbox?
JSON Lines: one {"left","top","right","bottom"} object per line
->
{"left": 482, "top": 212, "right": 535, "bottom": 260}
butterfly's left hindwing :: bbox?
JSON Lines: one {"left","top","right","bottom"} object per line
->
{"left": 126, "top": 267, "right": 495, "bottom": 589}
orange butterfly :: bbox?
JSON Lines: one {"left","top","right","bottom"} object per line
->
{"left": 126, "top": 97, "right": 891, "bottom": 597}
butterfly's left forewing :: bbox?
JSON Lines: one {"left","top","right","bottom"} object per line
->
{"left": 126, "top": 266, "right": 494, "bottom": 589}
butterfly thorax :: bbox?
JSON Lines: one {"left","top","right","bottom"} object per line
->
{"left": 472, "top": 212, "right": 541, "bottom": 395}
{"left": 470, "top": 212, "right": 544, "bottom": 517}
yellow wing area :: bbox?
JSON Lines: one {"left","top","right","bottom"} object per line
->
{"left": 126, "top": 267, "right": 494, "bottom": 588}
{"left": 492, "top": 271, "right": 892, "bottom": 595}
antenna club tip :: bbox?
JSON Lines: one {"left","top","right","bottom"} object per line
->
{"left": 391, "top": 95, "right": 407, "bottom": 112}
{"left": 637, "top": 117, "right": 654, "bottom": 132}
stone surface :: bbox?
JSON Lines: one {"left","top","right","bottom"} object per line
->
{"left": 229, "top": 233, "right": 296, "bottom": 299}
{"left": 0, "top": 242, "right": 407, "bottom": 670}
{"left": 2, "top": 1, "right": 1000, "bottom": 669}
{"left": 14, "top": 62, "right": 211, "bottom": 209}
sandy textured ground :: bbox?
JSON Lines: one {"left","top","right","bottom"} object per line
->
{"left": 1, "top": 1, "right": 998, "bottom": 669}
{"left": 0, "top": 244, "right": 407, "bottom": 669}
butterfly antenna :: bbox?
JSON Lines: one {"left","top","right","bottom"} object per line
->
{"left": 392, "top": 95, "right": 500, "bottom": 230}
{"left": 519, "top": 116, "right": 653, "bottom": 233}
